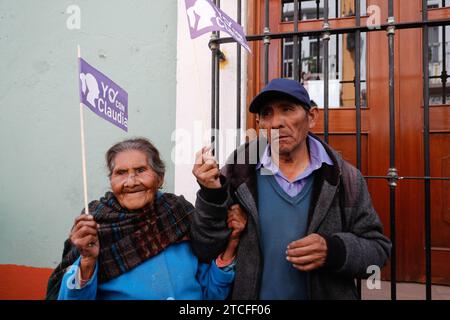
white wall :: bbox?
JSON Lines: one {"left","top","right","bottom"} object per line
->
{"left": 175, "top": 0, "right": 248, "bottom": 203}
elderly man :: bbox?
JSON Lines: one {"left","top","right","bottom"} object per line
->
{"left": 191, "top": 78, "right": 391, "bottom": 300}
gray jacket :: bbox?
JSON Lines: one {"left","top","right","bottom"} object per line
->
{"left": 190, "top": 135, "right": 391, "bottom": 300}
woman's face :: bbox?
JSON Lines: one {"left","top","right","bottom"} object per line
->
{"left": 110, "top": 150, "right": 162, "bottom": 210}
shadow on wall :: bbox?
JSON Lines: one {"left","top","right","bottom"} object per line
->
{"left": 0, "top": 265, "right": 53, "bottom": 300}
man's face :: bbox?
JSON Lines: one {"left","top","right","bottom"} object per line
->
{"left": 256, "top": 99, "right": 318, "bottom": 156}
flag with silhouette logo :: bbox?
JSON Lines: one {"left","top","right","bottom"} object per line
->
{"left": 185, "top": 0, "right": 251, "bottom": 53}
{"left": 78, "top": 58, "right": 128, "bottom": 132}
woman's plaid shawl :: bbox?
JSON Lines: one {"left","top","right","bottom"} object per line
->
{"left": 46, "top": 191, "right": 194, "bottom": 300}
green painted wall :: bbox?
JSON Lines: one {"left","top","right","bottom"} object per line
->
{"left": 0, "top": 0, "right": 177, "bottom": 267}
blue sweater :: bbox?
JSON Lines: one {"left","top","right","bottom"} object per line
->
{"left": 58, "top": 242, "right": 234, "bottom": 300}
{"left": 257, "top": 171, "right": 314, "bottom": 300}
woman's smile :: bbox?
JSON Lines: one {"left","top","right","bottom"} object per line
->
{"left": 110, "top": 150, "right": 161, "bottom": 210}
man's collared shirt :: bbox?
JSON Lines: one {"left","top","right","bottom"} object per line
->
{"left": 256, "top": 135, "right": 333, "bottom": 197}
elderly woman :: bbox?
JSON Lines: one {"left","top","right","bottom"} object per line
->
{"left": 46, "top": 138, "right": 246, "bottom": 300}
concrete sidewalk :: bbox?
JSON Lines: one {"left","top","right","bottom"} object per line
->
{"left": 362, "top": 281, "right": 450, "bottom": 300}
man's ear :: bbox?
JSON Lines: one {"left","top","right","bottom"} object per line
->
{"left": 308, "top": 107, "right": 319, "bottom": 129}
{"left": 255, "top": 113, "right": 260, "bottom": 127}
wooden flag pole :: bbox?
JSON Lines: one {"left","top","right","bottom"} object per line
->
{"left": 78, "top": 45, "right": 89, "bottom": 215}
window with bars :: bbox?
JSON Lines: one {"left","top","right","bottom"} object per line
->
{"left": 281, "top": 0, "right": 367, "bottom": 22}
{"left": 282, "top": 32, "right": 367, "bottom": 108}
{"left": 427, "top": 0, "right": 449, "bottom": 9}
{"left": 429, "top": 25, "right": 450, "bottom": 104}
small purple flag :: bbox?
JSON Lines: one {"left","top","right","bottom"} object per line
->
{"left": 78, "top": 58, "right": 128, "bottom": 132}
{"left": 185, "top": 0, "right": 251, "bottom": 53}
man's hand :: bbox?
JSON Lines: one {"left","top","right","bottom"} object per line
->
{"left": 286, "top": 233, "right": 327, "bottom": 272}
{"left": 70, "top": 214, "right": 100, "bottom": 279}
{"left": 192, "top": 146, "right": 221, "bottom": 189}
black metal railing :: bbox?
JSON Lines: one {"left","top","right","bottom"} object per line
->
{"left": 208, "top": 0, "right": 450, "bottom": 300}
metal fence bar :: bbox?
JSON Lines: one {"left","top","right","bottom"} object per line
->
{"left": 336, "top": 33, "right": 340, "bottom": 80}
{"left": 210, "top": 32, "right": 217, "bottom": 156}
{"left": 442, "top": 26, "right": 447, "bottom": 104}
{"left": 341, "top": 79, "right": 366, "bottom": 83}
{"left": 444, "top": 0, "right": 448, "bottom": 111}
{"left": 323, "top": 0, "right": 330, "bottom": 144}
{"left": 299, "top": 3, "right": 303, "bottom": 80}
{"left": 335, "top": 0, "right": 339, "bottom": 18}
{"left": 215, "top": 0, "right": 221, "bottom": 162}
{"left": 264, "top": 0, "right": 270, "bottom": 84}
{"left": 293, "top": 0, "right": 299, "bottom": 81}
{"left": 215, "top": 54, "right": 220, "bottom": 161}
{"left": 364, "top": 176, "right": 450, "bottom": 181}
{"left": 236, "top": 0, "right": 242, "bottom": 148}
{"left": 355, "top": 0, "right": 362, "bottom": 171}
{"left": 214, "top": 19, "right": 450, "bottom": 44}
{"left": 354, "top": 0, "right": 362, "bottom": 300}
{"left": 422, "top": 0, "right": 432, "bottom": 301}
{"left": 316, "top": 0, "right": 321, "bottom": 77}
{"left": 335, "top": 0, "right": 339, "bottom": 80}
{"left": 387, "top": 0, "right": 397, "bottom": 300}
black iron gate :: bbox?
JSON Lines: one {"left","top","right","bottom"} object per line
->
{"left": 208, "top": 0, "right": 450, "bottom": 300}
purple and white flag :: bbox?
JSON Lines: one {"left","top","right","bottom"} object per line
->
{"left": 78, "top": 58, "right": 128, "bottom": 132}
{"left": 185, "top": 0, "right": 251, "bottom": 53}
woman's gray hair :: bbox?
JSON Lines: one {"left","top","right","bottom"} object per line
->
{"left": 106, "top": 138, "right": 165, "bottom": 181}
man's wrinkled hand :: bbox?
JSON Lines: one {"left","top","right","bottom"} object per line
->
{"left": 285, "top": 233, "right": 327, "bottom": 272}
{"left": 192, "top": 146, "right": 221, "bottom": 189}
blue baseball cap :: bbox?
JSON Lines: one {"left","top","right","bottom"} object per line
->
{"left": 249, "top": 78, "right": 312, "bottom": 113}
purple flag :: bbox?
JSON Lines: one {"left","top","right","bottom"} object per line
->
{"left": 78, "top": 58, "right": 128, "bottom": 132}
{"left": 185, "top": 0, "right": 251, "bottom": 53}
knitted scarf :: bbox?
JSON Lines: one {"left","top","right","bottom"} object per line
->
{"left": 46, "top": 191, "right": 194, "bottom": 300}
